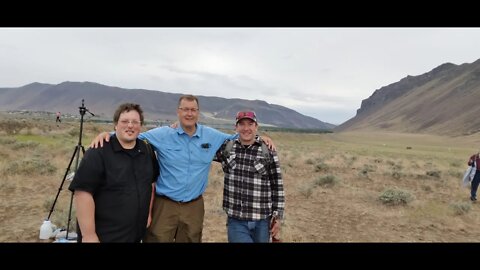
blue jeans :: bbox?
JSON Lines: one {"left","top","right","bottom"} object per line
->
{"left": 471, "top": 171, "right": 480, "bottom": 199}
{"left": 227, "top": 217, "right": 270, "bottom": 243}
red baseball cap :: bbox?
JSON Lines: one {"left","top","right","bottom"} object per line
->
{"left": 235, "top": 111, "right": 257, "bottom": 124}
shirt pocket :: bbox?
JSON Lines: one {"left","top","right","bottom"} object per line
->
{"left": 163, "top": 144, "right": 182, "bottom": 152}
{"left": 253, "top": 158, "right": 268, "bottom": 176}
{"left": 222, "top": 153, "right": 237, "bottom": 173}
{"left": 161, "top": 144, "right": 183, "bottom": 164}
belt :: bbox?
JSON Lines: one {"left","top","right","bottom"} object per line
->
{"left": 156, "top": 194, "right": 202, "bottom": 204}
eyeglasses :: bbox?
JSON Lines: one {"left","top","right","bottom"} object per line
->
{"left": 235, "top": 111, "right": 257, "bottom": 121}
{"left": 178, "top": 107, "right": 199, "bottom": 113}
{"left": 119, "top": 119, "right": 141, "bottom": 126}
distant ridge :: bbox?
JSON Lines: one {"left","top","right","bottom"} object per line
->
{"left": 335, "top": 58, "right": 480, "bottom": 136}
{"left": 0, "top": 81, "right": 335, "bottom": 130}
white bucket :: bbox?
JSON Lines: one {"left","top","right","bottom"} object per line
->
{"left": 39, "top": 220, "right": 53, "bottom": 240}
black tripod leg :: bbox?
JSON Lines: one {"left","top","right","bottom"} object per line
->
{"left": 66, "top": 189, "right": 75, "bottom": 240}
{"left": 47, "top": 144, "right": 79, "bottom": 221}
{"left": 66, "top": 145, "right": 85, "bottom": 240}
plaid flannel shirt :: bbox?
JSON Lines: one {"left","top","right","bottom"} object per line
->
{"left": 215, "top": 136, "right": 285, "bottom": 220}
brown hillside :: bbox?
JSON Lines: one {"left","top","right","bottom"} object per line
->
{"left": 0, "top": 81, "right": 335, "bottom": 130}
{"left": 336, "top": 59, "right": 480, "bottom": 136}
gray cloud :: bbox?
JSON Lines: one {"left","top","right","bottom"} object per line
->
{"left": 1, "top": 28, "right": 480, "bottom": 124}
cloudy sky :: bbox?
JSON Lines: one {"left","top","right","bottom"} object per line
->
{"left": 1, "top": 28, "right": 479, "bottom": 125}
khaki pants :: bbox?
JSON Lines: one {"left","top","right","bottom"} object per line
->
{"left": 144, "top": 195, "right": 204, "bottom": 242}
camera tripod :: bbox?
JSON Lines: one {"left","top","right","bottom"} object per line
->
{"left": 46, "top": 99, "right": 94, "bottom": 240}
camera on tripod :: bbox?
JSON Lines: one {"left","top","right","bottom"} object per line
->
{"left": 41, "top": 99, "right": 94, "bottom": 242}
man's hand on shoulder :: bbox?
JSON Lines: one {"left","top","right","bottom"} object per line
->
{"left": 89, "top": 132, "right": 111, "bottom": 148}
{"left": 261, "top": 135, "right": 276, "bottom": 151}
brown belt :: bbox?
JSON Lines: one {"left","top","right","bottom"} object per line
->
{"left": 156, "top": 194, "right": 202, "bottom": 204}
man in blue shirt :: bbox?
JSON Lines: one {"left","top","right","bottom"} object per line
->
{"left": 90, "top": 95, "right": 274, "bottom": 242}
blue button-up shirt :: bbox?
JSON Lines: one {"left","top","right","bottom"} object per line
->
{"left": 139, "top": 124, "right": 237, "bottom": 202}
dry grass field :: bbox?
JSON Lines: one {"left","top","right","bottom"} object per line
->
{"left": 2, "top": 112, "right": 480, "bottom": 242}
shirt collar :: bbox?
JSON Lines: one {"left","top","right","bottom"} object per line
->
{"left": 234, "top": 135, "right": 261, "bottom": 146}
{"left": 176, "top": 123, "right": 201, "bottom": 138}
{"left": 111, "top": 134, "right": 141, "bottom": 153}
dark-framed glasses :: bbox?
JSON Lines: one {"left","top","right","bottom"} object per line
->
{"left": 178, "top": 107, "right": 199, "bottom": 113}
{"left": 119, "top": 119, "right": 141, "bottom": 126}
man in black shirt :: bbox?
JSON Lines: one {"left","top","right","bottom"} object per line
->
{"left": 68, "top": 103, "right": 159, "bottom": 242}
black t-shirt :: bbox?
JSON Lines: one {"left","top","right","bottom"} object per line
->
{"left": 68, "top": 135, "right": 159, "bottom": 242}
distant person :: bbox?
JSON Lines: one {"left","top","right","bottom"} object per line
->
{"left": 468, "top": 151, "right": 480, "bottom": 201}
{"left": 214, "top": 111, "right": 285, "bottom": 243}
{"left": 89, "top": 95, "right": 276, "bottom": 242}
{"left": 56, "top": 112, "right": 61, "bottom": 124}
{"left": 68, "top": 103, "right": 159, "bottom": 242}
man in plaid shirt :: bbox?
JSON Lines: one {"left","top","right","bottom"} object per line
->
{"left": 215, "top": 111, "right": 285, "bottom": 243}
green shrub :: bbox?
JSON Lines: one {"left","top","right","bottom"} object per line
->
{"left": 360, "top": 164, "right": 376, "bottom": 176}
{"left": 4, "top": 157, "right": 57, "bottom": 175}
{"left": 346, "top": 156, "right": 357, "bottom": 167}
{"left": 314, "top": 175, "right": 338, "bottom": 187}
{"left": 378, "top": 188, "right": 414, "bottom": 206}
{"left": 11, "top": 141, "right": 39, "bottom": 150}
{"left": 450, "top": 202, "right": 471, "bottom": 215}
{"left": 315, "top": 162, "right": 329, "bottom": 172}
{"left": 421, "top": 185, "right": 433, "bottom": 192}
{"left": 298, "top": 183, "right": 314, "bottom": 198}
{"left": 391, "top": 170, "right": 403, "bottom": 180}
{"left": 0, "top": 119, "right": 30, "bottom": 135}
{"left": 386, "top": 160, "right": 396, "bottom": 166}
{"left": 68, "top": 128, "right": 80, "bottom": 138}
{"left": 0, "top": 137, "right": 17, "bottom": 144}
{"left": 51, "top": 208, "right": 77, "bottom": 229}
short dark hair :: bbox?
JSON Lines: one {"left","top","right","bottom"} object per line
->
{"left": 113, "top": 103, "right": 144, "bottom": 125}
{"left": 178, "top": 94, "right": 199, "bottom": 109}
